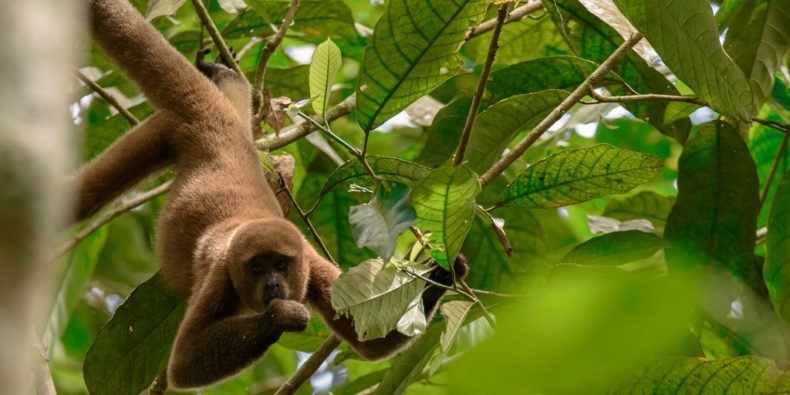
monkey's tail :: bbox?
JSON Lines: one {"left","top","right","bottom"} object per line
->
{"left": 87, "top": 0, "right": 224, "bottom": 120}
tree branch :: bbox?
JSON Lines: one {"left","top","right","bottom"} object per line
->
{"left": 274, "top": 335, "right": 342, "bottom": 395}
{"left": 759, "top": 132, "right": 789, "bottom": 210}
{"left": 454, "top": 4, "right": 508, "bottom": 166}
{"left": 479, "top": 33, "right": 644, "bottom": 186}
{"left": 589, "top": 91, "right": 706, "bottom": 106}
{"left": 254, "top": 0, "right": 300, "bottom": 94}
{"left": 466, "top": 1, "right": 544, "bottom": 40}
{"left": 55, "top": 181, "right": 171, "bottom": 259}
{"left": 190, "top": 0, "right": 243, "bottom": 76}
{"left": 74, "top": 69, "right": 139, "bottom": 126}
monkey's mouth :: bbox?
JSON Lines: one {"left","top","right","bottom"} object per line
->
{"left": 262, "top": 289, "right": 285, "bottom": 305}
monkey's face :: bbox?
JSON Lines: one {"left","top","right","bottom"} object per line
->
{"left": 227, "top": 218, "right": 309, "bottom": 312}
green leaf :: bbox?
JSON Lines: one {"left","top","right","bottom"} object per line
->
{"left": 602, "top": 191, "right": 676, "bottom": 233}
{"left": 314, "top": 156, "right": 430, "bottom": 208}
{"left": 498, "top": 144, "right": 662, "bottom": 208}
{"left": 546, "top": 0, "right": 688, "bottom": 142}
{"left": 349, "top": 183, "right": 417, "bottom": 261}
{"left": 310, "top": 38, "right": 342, "bottom": 116}
{"left": 43, "top": 226, "right": 109, "bottom": 348}
{"left": 465, "top": 90, "right": 569, "bottom": 174}
{"left": 331, "top": 259, "right": 429, "bottom": 340}
{"left": 665, "top": 121, "right": 761, "bottom": 287}
{"left": 765, "top": 170, "right": 790, "bottom": 322}
{"left": 487, "top": 56, "right": 622, "bottom": 102}
{"left": 265, "top": 65, "right": 311, "bottom": 100}
{"left": 415, "top": 97, "right": 471, "bottom": 168}
{"left": 278, "top": 317, "right": 335, "bottom": 352}
{"left": 723, "top": 0, "right": 790, "bottom": 111}
{"left": 562, "top": 230, "right": 664, "bottom": 266}
{"left": 612, "top": 0, "right": 754, "bottom": 120}
{"left": 462, "top": 13, "right": 567, "bottom": 66}
{"left": 607, "top": 356, "right": 790, "bottom": 393}
{"left": 411, "top": 165, "right": 480, "bottom": 269}
{"left": 374, "top": 321, "right": 445, "bottom": 395}
{"left": 356, "top": 0, "right": 488, "bottom": 131}
{"left": 463, "top": 208, "right": 551, "bottom": 291}
{"left": 84, "top": 274, "right": 186, "bottom": 395}
{"left": 749, "top": 113, "right": 790, "bottom": 227}
{"left": 233, "top": 0, "right": 359, "bottom": 39}
{"left": 440, "top": 300, "right": 474, "bottom": 352}
{"left": 145, "top": 0, "right": 185, "bottom": 20}
{"left": 83, "top": 103, "right": 154, "bottom": 162}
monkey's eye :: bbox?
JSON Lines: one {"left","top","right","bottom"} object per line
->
{"left": 274, "top": 258, "right": 289, "bottom": 272}
{"left": 249, "top": 258, "right": 265, "bottom": 275}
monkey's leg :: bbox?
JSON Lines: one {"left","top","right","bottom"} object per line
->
{"left": 75, "top": 111, "right": 182, "bottom": 221}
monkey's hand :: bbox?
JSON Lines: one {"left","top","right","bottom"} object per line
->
{"left": 267, "top": 299, "right": 310, "bottom": 332}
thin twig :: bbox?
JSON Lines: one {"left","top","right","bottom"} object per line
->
{"left": 190, "top": 0, "right": 243, "bottom": 76}
{"left": 454, "top": 4, "right": 508, "bottom": 166}
{"left": 254, "top": 0, "right": 300, "bottom": 94}
{"left": 297, "top": 111, "right": 360, "bottom": 155}
{"left": 148, "top": 370, "right": 168, "bottom": 395}
{"left": 55, "top": 181, "right": 172, "bottom": 259}
{"left": 753, "top": 118, "right": 790, "bottom": 135}
{"left": 459, "top": 280, "right": 496, "bottom": 328}
{"left": 74, "top": 69, "right": 139, "bottom": 125}
{"left": 466, "top": 1, "right": 544, "bottom": 40}
{"left": 589, "top": 91, "right": 706, "bottom": 106}
{"left": 274, "top": 335, "right": 342, "bottom": 395}
{"left": 479, "top": 33, "right": 644, "bottom": 186}
{"left": 276, "top": 171, "right": 337, "bottom": 265}
{"left": 759, "top": 132, "right": 789, "bottom": 210}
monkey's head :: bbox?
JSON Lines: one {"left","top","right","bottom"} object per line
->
{"left": 226, "top": 218, "right": 309, "bottom": 312}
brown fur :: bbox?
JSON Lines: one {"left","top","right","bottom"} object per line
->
{"left": 80, "top": 0, "right": 465, "bottom": 389}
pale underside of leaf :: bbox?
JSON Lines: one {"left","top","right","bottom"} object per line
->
{"left": 310, "top": 38, "right": 342, "bottom": 116}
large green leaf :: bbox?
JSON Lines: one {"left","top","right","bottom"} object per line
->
{"left": 749, "top": 112, "right": 790, "bottom": 227}
{"left": 723, "top": 0, "right": 790, "bottom": 111}
{"left": 264, "top": 65, "right": 311, "bottom": 100}
{"left": 497, "top": 144, "right": 662, "bottom": 209}
{"left": 309, "top": 39, "right": 342, "bottom": 117}
{"left": 612, "top": 0, "right": 754, "bottom": 120}
{"left": 356, "top": 0, "right": 487, "bottom": 131}
{"left": 765, "top": 170, "right": 790, "bottom": 322}
{"left": 415, "top": 97, "right": 471, "bottom": 168}
{"left": 602, "top": 191, "right": 676, "bottom": 233}
{"left": 278, "top": 317, "right": 336, "bottom": 352}
{"left": 232, "top": 0, "right": 358, "bottom": 39}
{"left": 440, "top": 300, "right": 474, "bottom": 353}
{"left": 665, "top": 121, "right": 761, "bottom": 288}
{"left": 562, "top": 230, "right": 664, "bottom": 266}
{"left": 607, "top": 356, "right": 790, "bottom": 393}
{"left": 462, "top": 208, "right": 550, "bottom": 291}
{"left": 546, "top": 0, "right": 688, "bottom": 142}
{"left": 312, "top": 156, "right": 430, "bottom": 210}
{"left": 465, "top": 90, "right": 569, "bottom": 174}
{"left": 331, "top": 259, "right": 429, "bottom": 340}
{"left": 411, "top": 165, "right": 480, "bottom": 269}
{"left": 487, "top": 56, "right": 622, "bottom": 102}
{"left": 84, "top": 274, "right": 185, "bottom": 395}
{"left": 462, "top": 12, "right": 568, "bottom": 66}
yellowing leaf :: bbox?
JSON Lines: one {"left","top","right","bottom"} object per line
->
{"left": 309, "top": 38, "right": 342, "bottom": 116}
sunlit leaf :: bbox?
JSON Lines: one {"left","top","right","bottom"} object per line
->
{"left": 310, "top": 38, "right": 342, "bottom": 116}
{"left": 396, "top": 294, "right": 427, "bottom": 337}
{"left": 145, "top": 0, "right": 185, "bottom": 21}
{"left": 84, "top": 274, "right": 185, "bottom": 395}
{"left": 498, "top": 144, "right": 662, "bottom": 208}
{"left": 415, "top": 97, "right": 471, "bottom": 168}
{"left": 465, "top": 90, "right": 568, "bottom": 174}
{"left": 217, "top": 0, "right": 246, "bottom": 14}
{"left": 331, "top": 259, "right": 429, "bottom": 340}
{"left": 613, "top": 0, "right": 754, "bottom": 120}
{"left": 246, "top": 0, "right": 359, "bottom": 39}
{"left": 463, "top": 12, "right": 567, "bottom": 66}
{"left": 411, "top": 165, "right": 480, "bottom": 269}
{"left": 356, "top": 0, "right": 487, "bottom": 131}
{"left": 440, "top": 300, "right": 474, "bottom": 352}
{"left": 665, "top": 121, "right": 761, "bottom": 289}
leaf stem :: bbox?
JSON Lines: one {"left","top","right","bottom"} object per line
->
{"left": 589, "top": 90, "right": 706, "bottom": 106}
{"left": 254, "top": 0, "right": 300, "bottom": 94}
{"left": 479, "top": 33, "right": 644, "bottom": 187}
{"left": 190, "top": 0, "right": 242, "bottom": 76}
{"left": 453, "top": 4, "right": 508, "bottom": 166}
{"left": 759, "top": 132, "right": 789, "bottom": 210}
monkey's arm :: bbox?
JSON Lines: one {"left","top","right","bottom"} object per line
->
{"left": 88, "top": 0, "right": 226, "bottom": 119}
{"left": 74, "top": 111, "right": 182, "bottom": 221}
{"left": 304, "top": 248, "right": 466, "bottom": 360}
{"left": 167, "top": 267, "right": 309, "bottom": 389}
